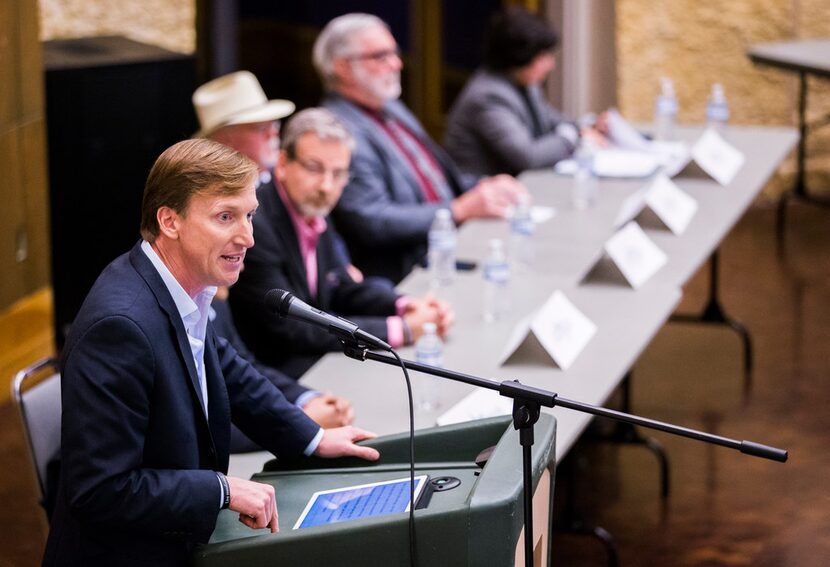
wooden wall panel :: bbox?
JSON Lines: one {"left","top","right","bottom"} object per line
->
{"left": 0, "top": 0, "right": 51, "bottom": 311}
{"left": 0, "top": 0, "right": 19, "bottom": 127}
{"left": 0, "top": 130, "right": 27, "bottom": 304}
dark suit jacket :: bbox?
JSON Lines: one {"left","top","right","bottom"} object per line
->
{"left": 324, "top": 94, "right": 475, "bottom": 283}
{"left": 229, "top": 180, "right": 400, "bottom": 379}
{"left": 443, "top": 69, "right": 577, "bottom": 177}
{"left": 43, "top": 243, "right": 320, "bottom": 567}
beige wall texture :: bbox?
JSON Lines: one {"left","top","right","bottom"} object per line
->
{"left": 617, "top": 0, "right": 830, "bottom": 200}
{"left": 39, "top": 0, "right": 195, "bottom": 54}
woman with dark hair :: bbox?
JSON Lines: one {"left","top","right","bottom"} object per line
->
{"left": 444, "top": 7, "right": 602, "bottom": 177}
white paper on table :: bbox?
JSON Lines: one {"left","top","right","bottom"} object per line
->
{"left": 690, "top": 128, "right": 745, "bottom": 186}
{"left": 436, "top": 389, "right": 514, "bottom": 426}
{"left": 606, "top": 108, "right": 652, "bottom": 151}
{"left": 644, "top": 173, "right": 698, "bottom": 235}
{"left": 531, "top": 205, "right": 556, "bottom": 224}
{"left": 505, "top": 204, "right": 556, "bottom": 224}
{"left": 592, "top": 149, "right": 660, "bottom": 178}
{"left": 498, "top": 290, "right": 597, "bottom": 370}
{"left": 606, "top": 108, "right": 691, "bottom": 176}
{"left": 604, "top": 222, "right": 668, "bottom": 289}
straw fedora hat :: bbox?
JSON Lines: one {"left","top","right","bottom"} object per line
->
{"left": 192, "top": 71, "right": 296, "bottom": 137}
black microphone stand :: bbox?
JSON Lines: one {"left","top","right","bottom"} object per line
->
{"left": 342, "top": 345, "right": 788, "bottom": 567}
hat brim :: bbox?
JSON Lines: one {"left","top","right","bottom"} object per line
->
{"left": 195, "top": 99, "right": 296, "bottom": 138}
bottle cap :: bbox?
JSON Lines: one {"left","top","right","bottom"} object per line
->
{"left": 423, "top": 322, "right": 437, "bottom": 334}
{"left": 436, "top": 208, "right": 451, "bottom": 220}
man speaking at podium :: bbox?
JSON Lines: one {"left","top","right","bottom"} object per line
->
{"left": 43, "top": 139, "right": 379, "bottom": 567}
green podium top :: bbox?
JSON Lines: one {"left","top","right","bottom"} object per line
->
{"left": 194, "top": 415, "right": 556, "bottom": 566}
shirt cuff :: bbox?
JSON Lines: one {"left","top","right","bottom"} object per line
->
{"left": 556, "top": 123, "right": 580, "bottom": 150}
{"left": 294, "top": 390, "right": 322, "bottom": 409}
{"left": 303, "top": 427, "right": 325, "bottom": 456}
{"left": 394, "top": 295, "right": 412, "bottom": 316}
{"left": 386, "top": 316, "right": 406, "bottom": 348}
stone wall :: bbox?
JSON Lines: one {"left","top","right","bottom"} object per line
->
{"left": 617, "top": 0, "right": 830, "bottom": 199}
{"left": 39, "top": 0, "right": 195, "bottom": 54}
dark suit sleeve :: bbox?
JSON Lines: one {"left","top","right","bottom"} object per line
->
{"left": 231, "top": 219, "right": 398, "bottom": 367}
{"left": 61, "top": 315, "right": 221, "bottom": 536}
{"left": 335, "top": 136, "right": 444, "bottom": 248}
{"left": 215, "top": 334, "right": 320, "bottom": 457}
{"left": 466, "top": 85, "right": 575, "bottom": 172}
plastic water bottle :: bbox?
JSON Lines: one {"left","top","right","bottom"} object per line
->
{"left": 706, "top": 83, "right": 729, "bottom": 131}
{"left": 509, "top": 194, "right": 535, "bottom": 272}
{"left": 654, "top": 77, "right": 678, "bottom": 141}
{"left": 414, "top": 322, "right": 443, "bottom": 411}
{"left": 483, "top": 239, "right": 510, "bottom": 322}
{"left": 428, "top": 208, "right": 457, "bottom": 288}
{"left": 571, "top": 145, "right": 598, "bottom": 210}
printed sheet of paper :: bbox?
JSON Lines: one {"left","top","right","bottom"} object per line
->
{"left": 604, "top": 222, "right": 668, "bottom": 289}
{"left": 436, "top": 389, "right": 514, "bottom": 426}
{"left": 690, "top": 128, "right": 745, "bottom": 186}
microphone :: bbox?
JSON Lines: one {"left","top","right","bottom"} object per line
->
{"left": 264, "top": 289, "right": 392, "bottom": 351}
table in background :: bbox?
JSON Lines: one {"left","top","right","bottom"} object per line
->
{"left": 748, "top": 39, "right": 830, "bottom": 242}
{"left": 229, "top": 126, "right": 796, "bottom": 479}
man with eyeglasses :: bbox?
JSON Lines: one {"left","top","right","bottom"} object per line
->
{"left": 192, "top": 71, "right": 356, "bottom": 431}
{"left": 229, "top": 108, "right": 454, "bottom": 379}
{"left": 314, "top": 13, "right": 529, "bottom": 283}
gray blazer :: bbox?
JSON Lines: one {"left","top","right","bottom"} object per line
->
{"left": 324, "top": 94, "right": 475, "bottom": 283}
{"left": 444, "top": 69, "right": 577, "bottom": 177}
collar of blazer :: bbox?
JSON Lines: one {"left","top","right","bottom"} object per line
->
{"left": 128, "top": 243, "right": 215, "bottom": 430}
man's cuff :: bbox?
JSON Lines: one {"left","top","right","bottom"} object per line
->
{"left": 295, "top": 390, "right": 322, "bottom": 409}
{"left": 394, "top": 295, "right": 412, "bottom": 316}
{"left": 556, "top": 123, "right": 580, "bottom": 150}
{"left": 386, "top": 316, "right": 407, "bottom": 347}
{"left": 303, "top": 427, "right": 325, "bottom": 456}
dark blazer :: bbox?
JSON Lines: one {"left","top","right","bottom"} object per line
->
{"left": 443, "top": 69, "right": 577, "bottom": 177}
{"left": 323, "top": 94, "right": 475, "bottom": 283}
{"left": 229, "top": 180, "right": 400, "bottom": 379}
{"left": 43, "top": 243, "right": 320, "bottom": 567}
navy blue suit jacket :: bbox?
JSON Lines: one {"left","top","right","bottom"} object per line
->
{"left": 229, "top": 180, "right": 400, "bottom": 379}
{"left": 43, "top": 243, "right": 320, "bottom": 566}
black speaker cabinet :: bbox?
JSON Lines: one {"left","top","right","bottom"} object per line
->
{"left": 44, "top": 36, "right": 197, "bottom": 349}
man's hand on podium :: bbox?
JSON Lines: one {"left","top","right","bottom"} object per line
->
{"left": 315, "top": 426, "right": 380, "bottom": 461}
{"left": 226, "top": 476, "right": 279, "bottom": 533}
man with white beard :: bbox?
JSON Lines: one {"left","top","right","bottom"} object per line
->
{"left": 314, "top": 13, "right": 529, "bottom": 283}
{"left": 229, "top": 108, "right": 454, "bottom": 379}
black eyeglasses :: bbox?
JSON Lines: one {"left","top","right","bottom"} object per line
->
{"left": 293, "top": 157, "right": 351, "bottom": 185}
{"left": 346, "top": 48, "right": 401, "bottom": 63}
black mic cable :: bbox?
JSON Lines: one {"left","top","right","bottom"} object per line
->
{"left": 265, "top": 289, "right": 418, "bottom": 566}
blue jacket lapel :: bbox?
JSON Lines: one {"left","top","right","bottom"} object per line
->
{"left": 128, "top": 243, "right": 210, "bottom": 424}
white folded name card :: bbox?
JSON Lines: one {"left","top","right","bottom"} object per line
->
{"left": 614, "top": 173, "right": 698, "bottom": 235}
{"left": 690, "top": 128, "right": 745, "bottom": 186}
{"left": 498, "top": 290, "right": 597, "bottom": 370}
{"left": 603, "top": 221, "right": 668, "bottom": 289}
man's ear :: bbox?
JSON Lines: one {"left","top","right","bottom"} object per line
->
{"left": 156, "top": 206, "right": 180, "bottom": 240}
{"left": 333, "top": 58, "right": 351, "bottom": 85}
{"left": 276, "top": 151, "right": 288, "bottom": 183}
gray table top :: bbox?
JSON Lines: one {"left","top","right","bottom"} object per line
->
{"left": 294, "top": 125, "right": 796, "bottom": 464}
{"left": 748, "top": 39, "right": 830, "bottom": 77}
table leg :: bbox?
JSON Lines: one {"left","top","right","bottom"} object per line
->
{"left": 670, "top": 250, "right": 753, "bottom": 396}
{"left": 778, "top": 71, "right": 830, "bottom": 248}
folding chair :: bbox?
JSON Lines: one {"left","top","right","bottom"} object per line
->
{"left": 11, "top": 357, "right": 61, "bottom": 518}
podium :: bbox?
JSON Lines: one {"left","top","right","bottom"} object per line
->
{"left": 193, "top": 415, "right": 556, "bottom": 566}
